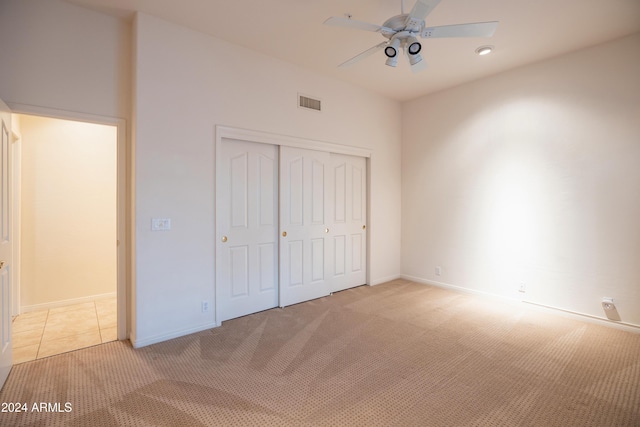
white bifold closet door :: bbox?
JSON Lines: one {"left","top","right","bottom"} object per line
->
{"left": 216, "top": 139, "right": 279, "bottom": 322}
{"left": 217, "top": 140, "right": 367, "bottom": 321}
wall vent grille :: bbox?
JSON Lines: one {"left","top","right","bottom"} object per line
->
{"left": 299, "top": 95, "right": 322, "bottom": 112}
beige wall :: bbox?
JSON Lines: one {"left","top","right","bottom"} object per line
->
{"left": 132, "top": 13, "right": 402, "bottom": 346}
{"left": 20, "top": 115, "right": 117, "bottom": 310}
{"left": 8, "top": 0, "right": 635, "bottom": 344}
{"left": 401, "top": 33, "right": 640, "bottom": 326}
{"left": 0, "top": 0, "right": 131, "bottom": 119}
{"left": 0, "top": 1, "right": 401, "bottom": 346}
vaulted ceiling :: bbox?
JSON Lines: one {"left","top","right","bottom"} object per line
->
{"left": 65, "top": 0, "right": 640, "bottom": 101}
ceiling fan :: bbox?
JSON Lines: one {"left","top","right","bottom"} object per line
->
{"left": 324, "top": 0, "right": 499, "bottom": 72}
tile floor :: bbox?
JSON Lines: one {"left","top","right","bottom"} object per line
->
{"left": 12, "top": 298, "right": 117, "bottom": 364}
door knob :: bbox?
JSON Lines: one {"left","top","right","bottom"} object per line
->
{"left": 221, "top": 236, "right": 228, "bottom": 243}
{"left": 325, "top": 228, "right": 329, "bottom": 233}
{"left": 282, "top": 231, "right": 287, "bottom": 237}
{"left": 362, "top": 225, "right": 366, "bottom": 230}
{"left": 0, "top": 260, "right": 5, "bottom": 269}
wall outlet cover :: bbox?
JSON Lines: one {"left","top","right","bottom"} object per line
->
{"left": 601, "top": 297, "right": 615, "bottom": 311}
{"left": 152, "top": 218, "right": 171, "bottom": 231}
{"left": 202, "top": 300, "right": 210, "bottom": 313}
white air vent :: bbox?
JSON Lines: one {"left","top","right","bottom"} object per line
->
{"left": 298, "top": 94, "right": 322, "bottom": 112}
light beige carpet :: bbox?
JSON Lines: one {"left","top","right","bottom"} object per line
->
{"left": 1, "top": 280, "right": 639, "bottom": 426}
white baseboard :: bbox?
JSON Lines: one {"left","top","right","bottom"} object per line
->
{"left": 401, "top": 274, "right": 520, "bottom": 304}
{"left": 401, "top": 274, "right": 640, "bottom": 334}
{"left": 522, "top": 301, "right": 640, "bottom": 333}
{"left": 20, "top": 292, "right": 117, "bottom": 313}
{"left": 131, "top": 322, "right": 220, "bottom": 349}
{"left": 370, "top": 274, "right": 402, "bottom": 286}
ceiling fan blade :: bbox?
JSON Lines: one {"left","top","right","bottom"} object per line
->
{"left": 405, "top": 0, "right": 442, "bottom": 31}
{"left": 421, "top": 21, "right": 499, "bottom": 38}
{"left": 324, "top": 16, "right": 394, "bottom": 34}
{"left": 338, "top": 42, "right": 388, "bottom": 68}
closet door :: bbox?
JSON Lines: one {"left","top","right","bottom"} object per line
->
{"left": 279, "top": 146, "right": 331, "bottom": 307}
{"left": 216, "top": 139, "right": 278, "bottom": 322}
{"left": 329, "top": 153, "right": 367, "bottom": 292}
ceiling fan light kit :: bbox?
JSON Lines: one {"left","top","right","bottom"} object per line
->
{"left": 385, "top": 37, "right": 402, "bottom": 58}
{"left": 407, "top": 36, "right": 422, "bottom": 55}
{"left": 408, "top": 52, "right": 423, "bottom": 66}
{"left": 324, "top": 0, "right": 499, "bottom": 72}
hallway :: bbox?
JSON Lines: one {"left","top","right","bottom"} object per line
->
{"left": 12, "top": 298, "right": 117, "bottom": 364}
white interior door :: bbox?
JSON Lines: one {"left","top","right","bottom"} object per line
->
{"left": 329, "top": 153, "right": 367, "bottom": 293}
{"left": 216, "top": 139, "right": 279, "bottom": 322}
{"left": 279, "top": 146, "right": 331, "bottom": 307}
{"left": 0, "top": 98, "right": 13, "bottom": 389}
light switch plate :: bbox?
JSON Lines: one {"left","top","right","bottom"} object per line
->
{"left": 151, "top": 218, "right": 171, "bottom": 231}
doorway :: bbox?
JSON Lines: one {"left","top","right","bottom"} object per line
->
{"left": 11, "top": 114, "right": 119, "bottom": 363}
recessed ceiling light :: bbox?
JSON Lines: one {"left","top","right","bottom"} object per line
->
{"left": 475, "top": 45, "right": 493, "bottom": 56}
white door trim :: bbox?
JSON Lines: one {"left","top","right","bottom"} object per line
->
{"left": 10, "top": 125, "right": 21, "bottom": 318}
{"left": 8, "top": 102, "right": 129, "bottom": 341}
{"left": 215, "top": 126, "right": 372, "bottom": 159}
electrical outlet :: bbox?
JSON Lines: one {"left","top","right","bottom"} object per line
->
{"left": 601, "top": 297, "right": 621, "bottom": 321}
{"left": 518, "top": 283, "right": 526, "bottom": 293}
{"left": 151, "top": 218, "right": 171, "bottom": 231}
{"left": 601, "top": 298, "right": 615, "bottom": 311}
{"left": 201, "top": 300, "right": 210, "bottom": 313}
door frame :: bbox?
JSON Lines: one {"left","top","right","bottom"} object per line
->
{"left": 214, "top": 125, "right": 371, "bottom": 324}
{"left": 10, "top": 122, "right": 21, "bottom": 319}
{"left": 9, "top": 103, "right": 129, "bottom": 341}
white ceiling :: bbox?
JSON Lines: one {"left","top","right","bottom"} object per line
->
{"left": 65, "top": 0, "right": 640, "bottom": 102}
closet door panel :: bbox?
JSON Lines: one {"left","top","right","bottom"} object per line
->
{"left": 216, "top": 139, "right": 278, "bottom": 321}
{"left": 279, "top": 146, "right": 331, "bottom": 306}
{"left": 329, "top": 153, "right": 367, "bottom": 292}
